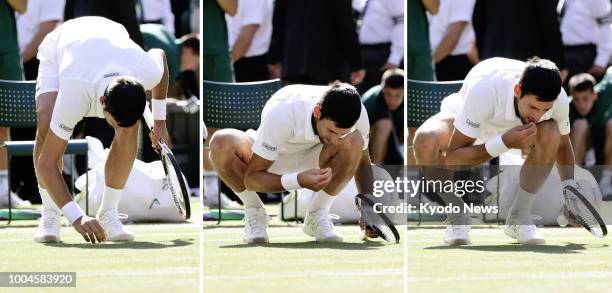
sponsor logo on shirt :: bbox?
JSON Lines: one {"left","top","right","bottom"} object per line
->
{"left": 465, "top": 119, "right": 480, "bottom": 128}
{"left": 262, "top": 142, "right": 277, "bottom": 152}
{"left": 103, "top": 72, "right": 120, "bottom": 79}
{"left": 59, "top": 123, "right": 73, "bottom": 132}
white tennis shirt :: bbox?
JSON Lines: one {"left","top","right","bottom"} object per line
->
{"left": 441, "top": 58, "right": 571, "bottom": 143}
{"left": 252, "top": 85, "right": 370, "bottom": 161}
{"left": 37, "top": 16, "right": 164, "bottom": 140}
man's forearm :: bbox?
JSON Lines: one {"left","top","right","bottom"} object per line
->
{"left": 151, "top": 49, "right": 169, "bottom": 100}
{"left": 556, "top": 135, "right": 575, "bottom": 181}
{"left": 38, "top": 160, "right": 72, "bottom": 208}
{"left": 433, "top": 22, "right": 467, "bottom": 64}
{"left": 22, "top": 20, "right": 59, "bottom": 62}
{"left": 231, "top": 25, "right": 259, "bottom": 63}
{"left": 445, "top": 145, "right": 492, "bottom": 166}
{"left": 354, "top": 150, "right": 372, "bottom": 195}
{"left": 244, "top": 170, "right": 284, "bottom": 193}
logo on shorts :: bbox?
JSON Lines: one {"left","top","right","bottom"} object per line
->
{"left": 262, "top": 142, "right": 277, "bottom": 152}
{"left": 59, "top": 123, "right": 73, "bottom": 132}
{"left": 103, "top": 72, "right": 120, "bottom": 79}
{"left": 465, "top": 119, "right": 480, "bottom": 128}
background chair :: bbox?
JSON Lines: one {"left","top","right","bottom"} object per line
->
{"left": 0, "top": 80, "right": 89, "bottom": 223}
{"left": 203, "top": 79, "right": 288, "bottom": 223}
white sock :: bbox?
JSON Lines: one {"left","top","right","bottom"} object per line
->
{"left": 508, "top": 187, "right": 536, "bottom": 224}
{"left": 99, "top": 186, "right": 124, "bottom": 212}
{"left": 307, "top": 190, "right": 336, "bottom": 213}
{"left": 39, "top": 186, "right": 60, "bottom": 213}
{"left": 204, "top": 176, "right": 219, "bottom": 197}
{"left": 235, "top": 190, "right": 264, "bottom": 209}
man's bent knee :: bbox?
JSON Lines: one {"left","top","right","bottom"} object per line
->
{"left": 536, "top": 120, "right": 561, "bottom": 144}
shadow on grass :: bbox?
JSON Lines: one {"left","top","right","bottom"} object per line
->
{"left": 423, "top": 242, "right": 603, "bottom": 254}
{"left": 203, "top": 223, "right": 302, "bottom": 229}
{"left": 219, "top": 239, "right": 392, "bottom": 250}
{"left": 44, "top": 238, "right": 195, "bottom": 249}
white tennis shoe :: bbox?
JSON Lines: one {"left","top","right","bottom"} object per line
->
{"left": 504, "top": 224, "right": 545, "bottom": 245}
{"left": 98, "top": 209, "right": 134, "bottom": 242}
{"left": 243, "top": 207, "right": 269, "bottom": 243}
{"left": 34, "top": 210, "right": 62, "bottom": 243}
{"left": 444, "top": 225, "right": 471, "bottom": 245}
{"left": 303, "top": 209, "right": 343, "bottom": 242}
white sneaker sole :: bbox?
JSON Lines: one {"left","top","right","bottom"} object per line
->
{"left": 106, "top": 233, "right": 135, "bottom": 242}
{"left": 243, "top": 236, "right": 269, "bottom": 244}
{"left": 302, "top": 226, "right": 343, "bottom": 242}
{"left": 444, "top": 238, "right": 471, "bottom": 245}
{"left": 34, "top": 234, "right": 61, "bottom": 243}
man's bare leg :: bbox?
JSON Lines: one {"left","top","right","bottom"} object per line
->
{"left": 570, "top": 119, "right": 589, "bottom": 165}
{"left": 369, "top": 119, "right": 392, "bottom": 165}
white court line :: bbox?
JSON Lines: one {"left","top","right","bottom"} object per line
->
{"left": 407, "top": 271, "right": 612, "bottom": 282}
{"left": 205, "top": 269, "right": 402, "bottom": 280}
{"left": 77, "top": 267, "right": 199, "bottom": 278}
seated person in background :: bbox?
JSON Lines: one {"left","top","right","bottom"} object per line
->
{"left": 362, "top": 69, "right": 404, "bottom": 165}
{"left": 569, "top": 71, "right": 612, "bottom": 197}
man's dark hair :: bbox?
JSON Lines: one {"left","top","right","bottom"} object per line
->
{"left": 179, "top": 33, "right": 199, "bottom": 55}
{"left": 382, "top": 69, "right": 405, "bottom": 89}
{"left": 319, "top": 82, "right": 362, "bottom": 128}
{"left": 519, "top": 57, "right": 562, "bottom": 102}
{"left": 103, "top": 76, "right": 147, "bottom": 127}
{"left": 568, "top": 73, "right": 596, "bottom": 93}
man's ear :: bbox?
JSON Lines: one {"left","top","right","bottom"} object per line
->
{"left": 99, "top": 96, "right": 105, "bottom": 105}
{"left": 593, "top": 91, "right": 599, "bottom": 101}
{"left": 313, "top": 104, "right": 321, "bottom": 119}
{"left": 514, "top": 84, "right": 522, "bottom": 97}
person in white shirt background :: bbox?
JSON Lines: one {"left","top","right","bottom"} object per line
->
{"left": 357, "top": 0, "right": 404, "bottom": 93}
{"left": 559, "top": 0, "right": 611, "bottom": 83}
{"left": 225, "top": 0, "right": 273, "bottom": 82}
{"left": 428, "top": 0, "right": 476, "bottom": 81}
{"left": 138, "top": 0, "right": 175, "bottom": 35}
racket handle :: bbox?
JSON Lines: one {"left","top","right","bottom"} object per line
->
{"left": 143, "top": 105, "right": 155, "bottom": 129}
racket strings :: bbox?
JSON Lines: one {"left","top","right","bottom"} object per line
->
{"left": 564, "top": 191, "right": 606, "bottom": 238}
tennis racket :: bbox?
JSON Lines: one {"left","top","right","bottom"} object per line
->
{"left": 562, "top": 185, "right": 606, "bottom": 238}
{"left": 143, "top": 107, "right": 191, "bottom": 220}
{"left": 355, "top": 193, "right": 400, "bottom": 243}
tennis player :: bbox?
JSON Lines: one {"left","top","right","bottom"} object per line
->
{"left": 33, "top": 17, "right": 170, "bottom": 243}
{"left": 209, "top": 82, "right": 371, "bottom": 243}
{"left": 413, "top": 57, "right": 577, "bottom": 245}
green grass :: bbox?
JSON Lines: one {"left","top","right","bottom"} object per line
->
{"left": 407, "top": 225, "right": 612, "bottom": 292}
{"left": 203, "top": 205, "right": 403, "bottom": 293}
{"left": 0, "top": 202, "right": 200, "bottom": 293}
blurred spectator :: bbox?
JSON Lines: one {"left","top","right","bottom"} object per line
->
{"left": 13, "top": 0, "right": 64, "bottom": 202}
{"left": 190, "top": 0, "right": 199, "bottom": 34}
{"left": 407, "top": 0, "right": 438, "bottom": 81}
{"left": 407, "top": 0, "right": 438, "bottom": 166}
{"left": 357, "top": 0, "right": 404, "bottom": 93}
{"left": 17, "top": 0, "right": 64, "bottom": 80}
{"left": 0, "top": 0, "right": 28, "bottom": 207}
{"left": 178, "top": 33, "right": 200, "bottom": 99}
{"left": 226, "top": 0, "right": 273, "bottom": 82}
{"left": 268, "top": 0, "right": 365, "bottom": 85}
{"left": 65, "top": 0, "right": 144, "bottom": 47}
{"left": 568, "top": 71, "right": 612, "bottom": 197}
{"left": 362, "top": 68, "right": 405, "bottom": 165}
{"left": 141, "top": 24, "right": 181, "bottom": 83}
{"left": 473, "top": 0, "right": 568, "bottom": 81}
{"left": 428, "top": 0, "right": 476, "bottom": 81}
{"left": 138, "top": 0, "right": 175, "bottom": 35}
{"left": 203, "top": 0, "right": 236, "bottom": 82}
{"left": 559, "top": 0, "right": 611, "bottom": 83}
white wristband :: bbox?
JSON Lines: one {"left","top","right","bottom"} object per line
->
{"left": 281, "top": 172, "right": 302, "bottom": 190}
{"left": 152, "top": 98, "right": 167, "bottom": 121}
{"left": 484, "top": 134, "right": 510, "bottom": 158}
{"left": 61, "top": 201, "right": 85, "bottom": 224}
